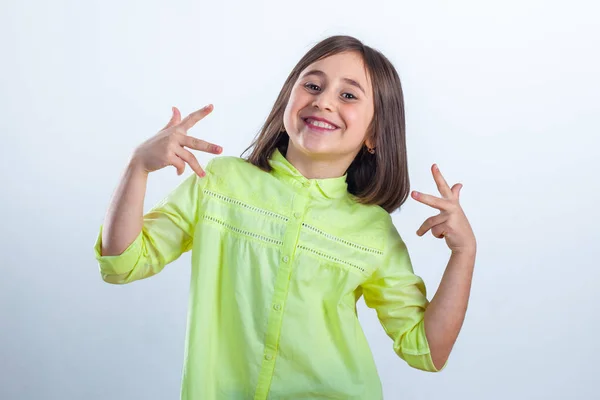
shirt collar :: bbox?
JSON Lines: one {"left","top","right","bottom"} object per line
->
{"left": 268, "top": 148, "right": 349, "bottom": 199}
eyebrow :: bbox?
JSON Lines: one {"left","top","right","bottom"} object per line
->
{"left": 301, "top": 69, "right": 367, "bottom": 96}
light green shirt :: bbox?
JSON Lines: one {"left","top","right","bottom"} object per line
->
{"left": 94, "top": 149, "right": 445, "bottom": 400}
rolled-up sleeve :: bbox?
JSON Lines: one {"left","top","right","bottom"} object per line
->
{"left": 361, "top": 222, "right": 447, "bottom": 372}
{"left": 93, "top": 163, "right": 210, "bottom": 284}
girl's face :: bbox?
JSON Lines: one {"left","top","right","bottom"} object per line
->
{"left": 283, "top": 51, "right": 375, "bottom": 164}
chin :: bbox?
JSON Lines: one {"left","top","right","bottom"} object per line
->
{"left": 297, "top": 144, "right": 341, "bottom": 161}
{"left": 296, "top": 131, "right": 337, "bottom": 153}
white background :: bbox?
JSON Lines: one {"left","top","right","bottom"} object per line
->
{"left": 1, "top": 0, "right": 598, "bottom": 399}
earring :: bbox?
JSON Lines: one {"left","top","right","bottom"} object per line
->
{"left": 367, "top": 147, "right": 375, "bottom": 154}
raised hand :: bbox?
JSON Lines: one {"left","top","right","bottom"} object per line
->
{"left": 412, "top": 164, "right": 476, "bottom": 255}
{"left": 131, "top": 104, "right": 222, "bottom": 177}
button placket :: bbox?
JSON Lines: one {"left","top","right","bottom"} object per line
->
{"left": 254, "top": 193, "right": 309, "bottom": 400}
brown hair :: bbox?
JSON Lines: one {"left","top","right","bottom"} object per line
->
{"left": 242, "top": 35, "right": 409, "bottom": 213}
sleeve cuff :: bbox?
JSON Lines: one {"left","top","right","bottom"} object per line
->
{"left": 402, "top": 348, "right": 448, "bottom": 373}
{"left": 93, "top": 225, "right": 144, "bottom": 276}
{"left": 396, "top": 319, "right": 448, "bottom": 372}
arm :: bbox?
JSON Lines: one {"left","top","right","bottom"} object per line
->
{"left": 361, "top": 223, "right": 443, "bottom": 373}
{"left": 412, "top": 162, "right": 478, "bottom": 370}
{"left": 94, "top": 105, "right": 222, "bottom": 284}
{"left": 100, "top": 159, "right": 149, "bottom": 256}
{"left": 362, "top": 163, "right": 477, "bottom": 372}
{"left": 424, "top": 249, "right": 476, "bottom": 370}
{"left": 101, "top": 105, "right": 219, "bottom": 256}
{"left": 95, "top": 170, "right": 206, "bottom": 284}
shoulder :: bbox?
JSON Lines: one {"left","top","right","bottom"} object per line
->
{"left": 318, "top": 198, "right": 395, "bottom": 253}
{"left": 202, "top": 155, "right": 277, "bottom": 201}
{"left": 355, "top": 202, "right": 407, "bottom": 254}
{"left": 345, "top": 199, "right": 393, "bottom": 230}
{"left": 206, "top": 155, "right": 253, "bottom": 173}
{"left": 204, "top": 155, "right": 268, "bottom": 181}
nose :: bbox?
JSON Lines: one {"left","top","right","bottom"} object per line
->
{"left": 311, "top": 89, "right": 334, "bottom": 112}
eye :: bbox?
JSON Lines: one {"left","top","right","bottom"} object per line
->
{"left": 341, "top": 92, "right": 357, "bottom": 100}
{"left": 304, "top": 83, "right": 321, "bottom": 91}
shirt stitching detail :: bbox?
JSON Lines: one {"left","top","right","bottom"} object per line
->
{"left": 204, "top": 215, "right": 284, "bottom": 246}
{"left": 302, "top": 223, "right": 383, "bottom": 255}
{"left": 203, "top": 190, "right": 289, "bottom": 222}
{"left": 297, "top": 244, "right": 367, "bottom": 274}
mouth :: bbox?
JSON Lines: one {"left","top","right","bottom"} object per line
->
{"left": 301, "top": 116, "right": 340, "bottom": 132}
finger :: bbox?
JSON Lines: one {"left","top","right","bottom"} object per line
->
{"left": 431, "top": 223, "right": 449, "bottom": 239}
{"left": 179, "top": 104, "right": 214, "bottom": 131}
{"left": 411, "top": 191, "right": 450, "bottom": 211}
{"left": 162, "top": 106, "right": 181, "bottom": 131}
{"left": 432, "top": 164, "right": 453, "bottom": 198}
{"left": 417, "top": 214, "right": 447, "bottom": 236}
{"left": 180, "top": 135, "right": 222, "bottom": 154}
{"left": 169, "top": 154, "right": 186, "bottom": 176}
{"left": 452, "top": 183, "right": 463, "bottom": 199}
{"left": 175, "top": 146, "right": 205, "bottom": 177}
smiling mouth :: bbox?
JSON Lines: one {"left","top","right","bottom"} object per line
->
{"left": 302, "top": 118, "right": 339, "bottom": 131}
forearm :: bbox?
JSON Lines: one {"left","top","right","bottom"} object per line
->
{"left": 424, "top": 249, "right": 476, "bottom": 370}
{"left": 101, "top": 157, "right": 149, "bottom": 256}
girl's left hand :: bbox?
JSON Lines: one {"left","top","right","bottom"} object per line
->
{"left": 412, "top": 164, "right": 476, "bottom": 255}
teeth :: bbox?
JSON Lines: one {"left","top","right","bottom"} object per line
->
{"left": 307, "top": 119, "right": 336, "bottom": 129}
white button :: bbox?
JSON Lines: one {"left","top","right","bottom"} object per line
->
{"left": 293, "top": 212, "right": 301, "bottom": 219}
{"left": 273, "top": 304, "right": 281, "bottom": 311}
{"left": 265, "top": 354, "right": 273, "bottom": 361}
{"left": 282, "top": 256, "right": 289, "bottom": 263}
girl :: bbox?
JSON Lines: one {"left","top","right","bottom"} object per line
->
{"left": 95, "top": 35, "right": 476, "bottom": 399}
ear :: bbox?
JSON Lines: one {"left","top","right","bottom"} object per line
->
{"left": 365, "top": 137, "right": 375, "bottom": 149}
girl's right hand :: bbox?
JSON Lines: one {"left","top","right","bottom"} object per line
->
{"left": 131, "top": 104, "right": 222, "bottom": 177}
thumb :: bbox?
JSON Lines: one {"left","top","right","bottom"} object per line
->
{"left": 162, "top": 106, "right": 181, "bottom": 130}
{"left": 452, "top": 183, "right": 463, "bottom": 199}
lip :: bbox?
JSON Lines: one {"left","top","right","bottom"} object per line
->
{"left": 302, "top": 115, "right": 340, "bottom": 131}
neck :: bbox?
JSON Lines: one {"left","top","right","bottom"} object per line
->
{"left": 285, "top": 145, "right": 354, "bottom": 179}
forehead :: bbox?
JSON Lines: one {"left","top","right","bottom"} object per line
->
{"left": 301, "top": 51, "right": 371, "bottom": 89}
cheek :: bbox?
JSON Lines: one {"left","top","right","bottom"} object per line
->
{"left": 284, "top": 89, "right": 303, "bottom": 122}
{"left": 284, "top": 89, "right": 314, "bottom": 130}
{"left": 340, "top": 106, "right": 370, "bottom": 132}
{"left": 290, "top": 88, "right": 312, "bottom": 109}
